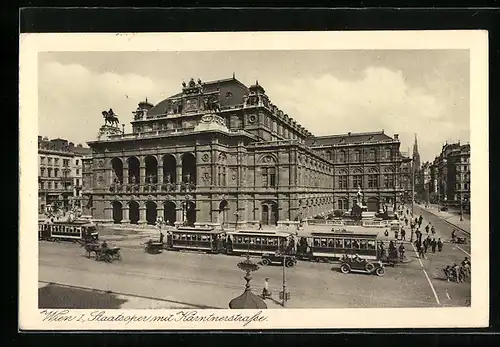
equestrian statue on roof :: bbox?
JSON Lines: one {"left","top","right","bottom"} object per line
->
{"left": 102, "top": 108, "right": 120, "bottom": 127}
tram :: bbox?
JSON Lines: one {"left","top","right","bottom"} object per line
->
{"left": 38, "top": 220, "right": 99, "bottom": 243}
{"left": 166, "top": 226, "right": 226, "bottom": 253}
{"left": 296, "top": 229, "right": 380, "bottom": 262}
{"left": 224, "top": 229, "right": 292, "bottom": 256}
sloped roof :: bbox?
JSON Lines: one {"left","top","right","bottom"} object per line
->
{"left": 229, "top": 289, "right": 267, "bottom": 309}
{"left": 147, "top": 77, "right": 250, "bottom": 117}
{"left": 306, "top": 131, "right": 394, "bottom": 146}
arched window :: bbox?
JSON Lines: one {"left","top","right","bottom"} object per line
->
{"left": 338, "top": 170, "right": 348, "bottom": 189}
{"left": 368, "top": 168, "right": 378, "bottom": 188}
{"left": 369, "top": 148, "right": 377, "bottom": 161}
{"left": 383, "top": 167, "right": 395, "bottom": 188}
{"left": 352, "top": 169, "right": 363, "bottom": 188}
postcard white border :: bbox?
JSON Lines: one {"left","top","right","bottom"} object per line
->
{"left": 19, "top": 31, "right": 489, "bottom": 330}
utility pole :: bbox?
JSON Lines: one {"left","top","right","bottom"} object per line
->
{"left": 460, "top": 187, "right": 463, "bottom": 221}
{"left": 281, "top": 255, "right": 288, "bottom": 307}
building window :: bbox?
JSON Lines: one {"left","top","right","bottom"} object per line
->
{"left": 48, "top": 157, "right": 52, "bottom": 165}
{"left": 76, "top": 159, "right": 79, "bottom": 165}
{"left": 326, "top": 150, "right": 332, "bottom": 161}
{"left": 55, "top": 158, "right": 59, "bottom": 165}
{"left": 47, "top": 168, "right": 52, "bottom": 177}
{"left": 385, "top": 148, "right": 392, "bottom": 160}
{"left": 352, "top": 171, "right": 363, "bottom": 188}
{"left": 76, "top": 169, "right": 80, "bottom": 175}
{"left": 262, "top": 167, "right": 276, "bottom": 187}
{"left": 48, "top": 181, "right": 52, "bottom": 189}
{"left": 368, "top": 173, "right": 378, "bottom": 188}
{"left": 76, "top": 178, "right": 80, "bottom": 186}
{"left": 54, "top": 169, "right": 59, "bottom": 177}
{"left": 338, "top": 150, "right": 346, "bottom": 163}
{"left": 384, "top": 174, "right": 394, "bottom": 188}
{"left": 369, "top": 149, "right": 377, "bottom": 161}
{"left": 353, "top": 150, "right": 360, "bottom": 162}
{"left": 40, "top": 168, "right": 45, "bottom": 177}
{"left": 338, "top": 172, "right": 348, "bottom": 189}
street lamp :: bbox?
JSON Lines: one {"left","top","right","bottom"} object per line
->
{"left": 276, "top": 250, "right": 292, "bottom": 307}
{"left": 228, "top": 251, "right": 267, "bottom": 309}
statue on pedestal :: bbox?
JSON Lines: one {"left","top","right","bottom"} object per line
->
{"left": 102, "top": 108, "right": 120, "bottom": 127}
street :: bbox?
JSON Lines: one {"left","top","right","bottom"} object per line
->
{"left": 39, "top": 208, "right": 471, "bottom": 309}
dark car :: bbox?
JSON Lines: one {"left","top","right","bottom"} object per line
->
{"left": 337, "top": 255, "right": 386, "bottom": 276}
{"left": 261, "top": 253, "right": 297, "bottom": 267}
{"left": 440, "top": 206, "right": 449, "bottom": 211}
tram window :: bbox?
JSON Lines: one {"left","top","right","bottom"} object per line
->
{"left": 313, "top": 238, "right": 320, "bottom": 247}
{"left": 327, "top": 239, "right": 335, "bottom": 247}
{"left": 320, "top": 238, "right": 327, "bottom": 247}
{"left": 237, "top": 237, "right": 243, "bottom": 243}
{"left": 173, "top": 234, "right": 179, "bottom": 240}
{"left": 352, "top": 240, "right": 360, "bottom": 249}
{"left": 360, "top": 240, "right": 367, "bottom": 249}
{"left": 335, "top": 239, "right": 343, "bottom": 248}
{"left": 201, "top": 235, "right": 207, "bottom": 241}
{"left": 367, "top": 240, "right": 376, "bottom": 250}
{"left": 181, "top": 234, "right": 186, "bottom": 240}
{"left": 344, "top": 239, "right": 352, "bottom": 248}
{"left": 255, "top": 238, "right": 261, "bottom": 244}
{"left": 261, "top": 238, "right": 268, "bottom": 245}
{"left": 197, "top": 234, "right": 202, "bottom": 241}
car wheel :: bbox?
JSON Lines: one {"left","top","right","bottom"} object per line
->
{"left": 376, "top": 267, "right": 386, "bottom": 277}
{"left": 286, "top": 260, "right": 295, "bottom": 268}
{"left": 261, "top": 258, "right": 270, "bottom": 266}
{"left": 340, "top": 264, "right": 351, "bottom": 274}
{"left": 365, "top": 263, "right": 376, "bottom": 272}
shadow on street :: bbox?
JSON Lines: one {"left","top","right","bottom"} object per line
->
{"left": 39, "top": 283, "right": 128, "bottom": 309}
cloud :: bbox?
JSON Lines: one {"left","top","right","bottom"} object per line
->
{"left": 38, "top": 61, "right": 167, "bottom": 145}
{"left": 265, "top": 67, "right": 468, "bottom": 162}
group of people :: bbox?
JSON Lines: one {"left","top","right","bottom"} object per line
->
{"left": 378, "top": 240, "right": 406, "bottom": 261}
{"left": 443, "top": 257, "right": 471, "bottom": 283}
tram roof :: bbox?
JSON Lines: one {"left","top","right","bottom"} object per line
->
{"left": 174, "top": 226, "right": 222, "bottom": 234}
{"left": 42, "top": 220, "right": 94, "bottom": 226}
{"left": 305, "top": 230, "right": 380, "bottom": 238}
{"left": 226, "top": 230, "right": 291, "bottom": 237}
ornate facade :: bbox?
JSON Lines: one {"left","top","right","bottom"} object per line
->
{"left": 82, "top": 76, "right": 405, "bottom": 227}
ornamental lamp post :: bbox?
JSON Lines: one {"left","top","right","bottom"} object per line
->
{"left": 228, "top": 252, "right": 267, "bottom": 309}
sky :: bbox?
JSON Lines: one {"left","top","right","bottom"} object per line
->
{"left": 38, "top": 50, "right": 470, "bottom": 163}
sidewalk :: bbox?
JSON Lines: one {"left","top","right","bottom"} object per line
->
{"left": 416, "top": 203, "right": 471, "bottom": 234}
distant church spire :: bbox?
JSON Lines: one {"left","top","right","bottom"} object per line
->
{"left": 412, "top": 134, "right": 421, "bottom": 172}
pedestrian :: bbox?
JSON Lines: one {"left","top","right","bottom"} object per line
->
{"left": 425, "top": 223, "right": 430, "bottom": 234}
{"left": 394, "top": 228, "right": 399, "bottom": 240}
{"left": 401, "top": 227, "right": 406, "bottom": 241}
{"left": 398, "top": 243, "right": 405, "bottom": 259}
{"left": 262, "top": 278, "right": 270, "bottom": 298}
{"left": 431, "top": 225, "right": 436, "bottom": 235}
{"left": 404, "top": 217, "right": 408, "bottom": 226}
{"left": 423, "top": 238, "right": 429, "bottom": 253}
{"left": 437, "top": 238, "right": 443, "bottom": 252}
{"left": 258, "top": 221, "right": 263, "bottom": 230}
{"left": 431, "top": 238, "right": 437, "bottom": 253}
{"left": 406, "top": 208, "right": 409, "bottom": 215}
{"left": 419, "top": 215, "right": 423, "bottom": 225}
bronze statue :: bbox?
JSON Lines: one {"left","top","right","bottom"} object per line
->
{"left": 204, "top": 95, "right": 221, "bottom": 113}
{"left": 102, "top": 108, "right": 120, "bottom": 127}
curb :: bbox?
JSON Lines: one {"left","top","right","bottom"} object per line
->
{"left": 416, "top": 205, "right": 470, "bottom": 236}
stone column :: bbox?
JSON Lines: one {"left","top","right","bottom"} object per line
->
{"left": 104, "top": 206, "right": 113, "bottom": 223}
{"left": 138, "top": 205, "right": 147, "bottom": 224}
{"left": 157, "top": 165, "right": 163, "bottom": 184}
{"left": 122, "top": 205, "right": 130, "bottom": 224}
{"left": 176, "top": 164, "right": 183, "bottom": 190}
{"left": 157, "top": 204, "right": 164, "bottom": 222}
{"left": 140, "top": 166, "right": 146, "bottom": 185}
{"left": 174, "top": 205, "right": 184, "bottom": 226}
{"left": 123, "top": 162, "right": 129, "bottom": 184}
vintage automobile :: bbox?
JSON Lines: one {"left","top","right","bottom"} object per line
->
{"left": 145, "top": 240, "right": 164, "bottom": 254}
{"left": 337, "top": 255, "right": 386, "bottom": 276}
{"left": 261, "top": 252, "right": 297, "bottom": 267}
